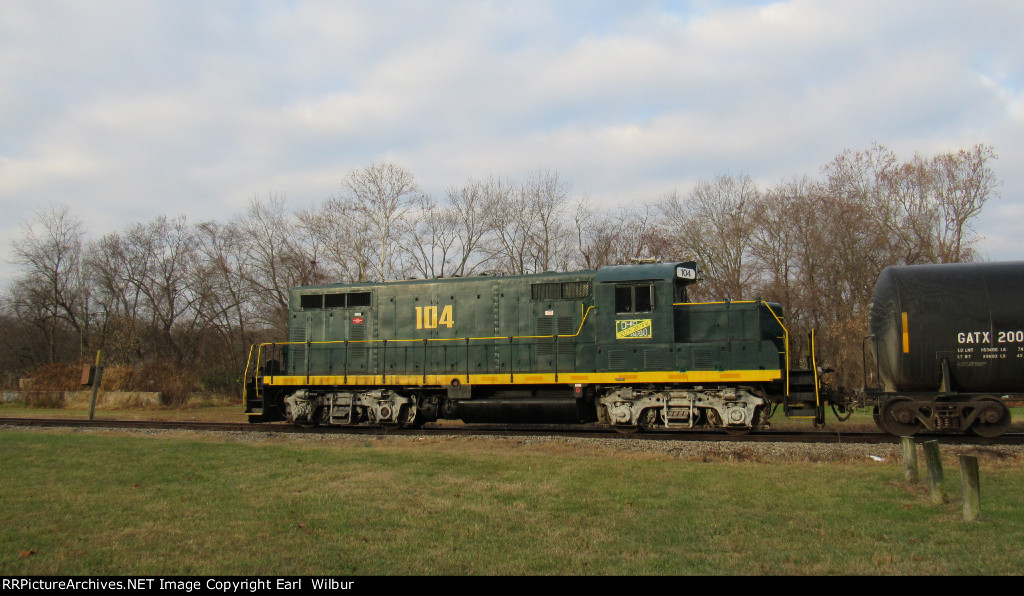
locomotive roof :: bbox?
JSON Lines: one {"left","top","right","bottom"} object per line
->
{"left": 293, "top": 261, "right": 698, "bottom": 292}
{"left": 594, "top": 261, "right": 697, "bottom": 282}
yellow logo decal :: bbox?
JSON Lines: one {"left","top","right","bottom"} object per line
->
{"left": 616, "top": 319, "right": 652, "bottom": 339}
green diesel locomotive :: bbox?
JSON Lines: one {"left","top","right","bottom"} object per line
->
{"left": 244, "top": 262, "right": 831, "bottom": 433}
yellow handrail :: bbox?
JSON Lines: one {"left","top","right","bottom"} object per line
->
{"left": 759, "top": 302, "right": 790, "bottom": 397}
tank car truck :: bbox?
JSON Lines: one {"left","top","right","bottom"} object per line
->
{"left": 865, "top": 261, "right": 1024, "bottom": 437}
{"left": 243, "top": 262, "right": 838, "bottom": 433}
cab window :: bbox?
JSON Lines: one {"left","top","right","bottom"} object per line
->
{"left": 615, "top": 284, "right": 653, "bottom": 313}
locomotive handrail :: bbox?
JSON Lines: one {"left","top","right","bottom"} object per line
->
{"left": 671, "top": 300, "right": 760, "bottom": 306}
{"left": 249, "top": 300, "right": 789, "bottom": 390}
{"left": 759, "top": 302, "right": 791, "bottom": 398}
{"left": 251, "top": 305, "right": 597, "bottom": 383}
{"left": 253, "top": 306, "right": 596, "bottom": 351}
{"left": 809, "top": 329, "right": 820, "bottom": 407}
{"left": 242, "top": 344, "right": 256, "bottom": 400}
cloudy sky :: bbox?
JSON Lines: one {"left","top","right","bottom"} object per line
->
{"left": 2, "top": 0, "right": 1022, "bottom": 286}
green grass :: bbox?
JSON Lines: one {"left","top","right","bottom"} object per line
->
{"left": 1, "top": 429, "right": 1023, "bottom": 575}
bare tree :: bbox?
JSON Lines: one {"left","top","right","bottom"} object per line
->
{"left": 486, "top": 176, "right": 532, "bottom": 275}
{"left": 749, "top": 177, "right": 814, "bottom": 307}
{"left": 122, "top": 215, "right": 204, "bottom": 363}
{"left": 235, "top": 194, "right": 320, "bottom": 333}
{"left": 194, "top": 220, "right": 260, "bottom": 373}
{"left": 407, "top": 196, "right": 459, "bottom": 279}
{"left": 658, "top": 174, "right": 760, "bottom": 300}
{"left": 877, "top": 153, "right": 942, "bottom": 264}
{"left": 86, "top": 230, "right": 142, "bottom": 362}
{"left": 488, "top": 169, "right": 574, "bottom": 274}
{"left": 574, "top": 200, "right": 616, "bottom": 269}
{"left": 10, "top": 205, "right": 87, "bottom": 362}
{"left": 445, "top": 178, "right": 499, "bottom": 276}
{"left": 296, "top": 199, "right": 371, "bottom": 285}
{"left": 575, "top": 201, "right": 660, "bottom": 269}
{"left": 522, "top": 168, "right": 573, "bottom": 272}
{"left": 931, "top": 144, "right": 999, "bottom": 262}
{"left": 820, "top": 143, "right": 997, "bottom": 268}
{"left": 340, "top": 162, "right": 424, "bottom": 281}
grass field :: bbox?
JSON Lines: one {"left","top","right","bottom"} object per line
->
{"left": 1, "top": 424, "right": 1023, "bottom": 576}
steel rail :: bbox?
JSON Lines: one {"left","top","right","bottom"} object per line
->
{"left": 2, "top": 417, "right": 1022, "bottom": 445}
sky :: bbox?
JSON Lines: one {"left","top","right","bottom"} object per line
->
{"left": 2, "top": 0, "right": 1023, "bottom": 287}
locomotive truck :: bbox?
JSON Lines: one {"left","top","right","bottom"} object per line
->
{"left": 244, "top": 261, "right": 833, "bottom": 434}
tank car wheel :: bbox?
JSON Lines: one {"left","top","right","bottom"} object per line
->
{"left": 969, "top": 396, "right": 1011, "bottom": 438}
{"left": 879, "top": 398, "right": 921, "bottom": 436}
{"left": 723, "top": 426, "right": 752, "bottom": 436}
{"left": 613, "top": 425, "right": 642, "bottom": 434}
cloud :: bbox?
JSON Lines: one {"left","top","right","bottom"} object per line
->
{"left": 2, "top": 0, "right": 1024, "bottom": 287}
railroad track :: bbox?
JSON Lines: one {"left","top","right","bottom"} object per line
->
{"left": 3, "top": 416, "right": 1022, "bottom": 445}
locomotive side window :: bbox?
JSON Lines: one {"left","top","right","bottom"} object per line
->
{"left": 324, "top": 293, "right": 346, "bottom": 308}
{"left": 300, "top": 294, "right": 323, "bottom": 309}
{"left": 561, "top": 281, "right": 591, "bottom": 299}
{"left": 635, "top": 285, "right": 652, "bottom": 311}
{"left": 347, "top": 292, "right": 372, "bottom": 307}
{"left": 532, "top": 283, "right": 561, "bottom": 300}
{"left": 615, "top": 284, "right": 654, "bottom": 313}
{"left": 615, "top": 286, "right": 632, "bottom": 312}
{"left": 301, "top": 291, "right": 373, "bottom": 310}
{"left": 531, "top": 281, "right": 592, "bottom": 300}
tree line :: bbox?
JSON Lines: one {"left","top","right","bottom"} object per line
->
{"left": 0, "top": 143, "right": 999, "bottom": 393}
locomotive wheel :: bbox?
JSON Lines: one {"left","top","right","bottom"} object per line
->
{"left": 286, "top": 401, "right": 320, "bottom": 428}
{"left": 722, "top": 406, "right": 762, "bottom": 435}
{"left": 296, "top": 416, "right": 320, "bottom": 429}
{"left": 969, "top": 396, "right": 1011, "bottom": 438}
{"left": 879, "top": 398, "right": 921, "bottom": 436}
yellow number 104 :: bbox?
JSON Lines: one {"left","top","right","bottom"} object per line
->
{"left": 415, "top": 305, "right": 454, "bottom": 329}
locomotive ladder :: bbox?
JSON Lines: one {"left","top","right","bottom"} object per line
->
{"left": 783, "top": 331, "right": 825, "bottom": 424}
{"left": 243, "top": 344, "right": 266, "bottom": 419}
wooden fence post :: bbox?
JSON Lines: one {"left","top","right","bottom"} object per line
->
{"left": 923, "top": 440, "right": 944, "bottom": 504}
{"left": 901, "top": 437, "right": 918, "bottom": 482}
{"left": 88, "top": 350, "right": 103, "bottom": 421}
{"left": 959, "top": 455, "right": 981, "bottom": 522}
